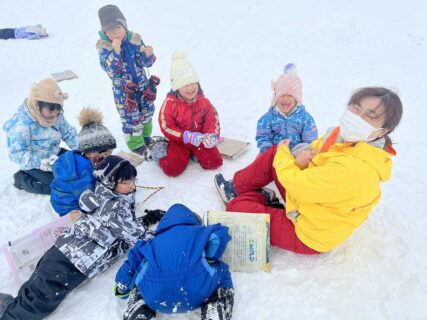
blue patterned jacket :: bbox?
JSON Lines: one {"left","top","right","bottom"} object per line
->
{"left": 3, "top": 100, "right": 78, "bottom": 170}
{"left": 115, "top": 204, "right": 233, "bottom": 314}
{"left": 256, "top": 105, "right": 318, "bottom": 152}
{"left": 97, "top": 31, "right": 156, "bottom": 134}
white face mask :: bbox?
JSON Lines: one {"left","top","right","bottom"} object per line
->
{"left": 339, "top": 110, "right": 383, "bottom": 142}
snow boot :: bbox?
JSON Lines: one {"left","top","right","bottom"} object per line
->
{"left": 0, "top": 293, "right": 13, "bottom": 317}
{"left": 13, "top": 171, "right": 25, "bottom": 190}
{"left": 201, "top": 288, "right": 234, "bottom": 320}
{"left": 132, "top": 145, "right": 152, "bottom": 161}
{"left": 214, "top": 173, "right": 237, "bottom": 205}
{"left": 147, "top": 136, "right": 169, "bottom": 162}
{"left": 123, "top": 288, "right": 156, "bottom": 320}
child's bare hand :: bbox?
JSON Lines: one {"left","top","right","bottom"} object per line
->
{"left": 69, "top": 210, "right": 81, "bottom": 222}
{"left": 112, "top": 39, "right": 121, "bottom": 54}
{"left": 278, "top": 139, "right": 291, "bottom": 148}
{"left": 295, "top": 150, "right": 314, "bottom": 169}
{"left": 145, "top": 45, "right": 153, "bottom": 57}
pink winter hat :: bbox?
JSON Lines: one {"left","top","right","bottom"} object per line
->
{"left": 271, "top": 64, "right": 303, "bottom": 106}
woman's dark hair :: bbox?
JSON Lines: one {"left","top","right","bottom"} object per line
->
{"left": 115, "top": 161, "right": 137, "bottom": 183}
{"left": 348, "top": 87, "right": 403, "bottom": 147}
{"left": 38, "top": 101, "right": 63, "bottom": 113}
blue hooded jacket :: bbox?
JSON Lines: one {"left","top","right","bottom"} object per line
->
{"left": 50, "top": 151, "right": 95, "bottom": 216}
{"left": 115, "top": 204, "right": 233, "bottom": 314}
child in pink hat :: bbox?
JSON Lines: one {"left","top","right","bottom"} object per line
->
{"left": 256, "top": 64, "right": 318, "bottom": 153}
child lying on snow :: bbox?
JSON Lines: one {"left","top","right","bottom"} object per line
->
{"left": 0, "top": 155, "right": 164, "bottom": 320}
{"left": 115, "top": 203, "right": 234, "bottom": 320}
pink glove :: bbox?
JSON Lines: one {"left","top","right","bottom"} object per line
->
{"left": 202, "top": 133, "right": 219, "bottom": 148}
{"left": 183, "top": 131, "right": 206, "bottom": 147}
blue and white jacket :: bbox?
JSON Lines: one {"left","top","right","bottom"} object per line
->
{"left": 115, "top": 204, "right": 233, "bottom": 314}
{"left": 97, "top": 31, "right": 156, "bottom": 134}
{"left": 50, "top": 151, "right": 95, "bottom": 216}
{"left": 256, "top": 105, "right": 318, "bottom": 152}
{"left": 3, "top": 100, "right": 78, "bottom": 170}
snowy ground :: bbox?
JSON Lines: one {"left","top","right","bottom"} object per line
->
{"left": 1, "top": 0, "right": 426, "bottom": 319}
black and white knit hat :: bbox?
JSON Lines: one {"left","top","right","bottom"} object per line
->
{"left": 78, "top": 107, "right": 117, "bottom": 154}
{"left": 93, "top": 155, "right": 130, "bottom": 189}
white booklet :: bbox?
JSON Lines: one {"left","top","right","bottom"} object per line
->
{"left": 207, "top": 211, "right": 270, "bottom": 272}
{"left": 2, "top": 214, "right": 74, "bottom": 285}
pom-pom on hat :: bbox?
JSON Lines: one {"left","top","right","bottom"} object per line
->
{"left": 78, "top": 107, "right": 117, "bottom": 154}
{"left": 93, "top": 155, "right": 130, "bottom": 190}
{"left": 98, "top": 4, "right": 128, "bottom": 32}
{"left": 271, "top": 63, "right": 303, "bottom": 106}
{"left": 170, "top": 51, "right": 200, "bottom": 91}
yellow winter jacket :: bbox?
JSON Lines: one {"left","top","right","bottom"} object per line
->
{"left": 273, "top": 136, "right": 393, "bottom": 252}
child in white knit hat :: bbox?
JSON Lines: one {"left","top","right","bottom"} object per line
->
{"left": 256, "top": 63, "right": 318, "bottom": 154}
{"left": 155, "top": 51, "right": 222, "bottom": 177}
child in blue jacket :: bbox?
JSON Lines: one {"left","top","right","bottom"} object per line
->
{"left": 3, "top": 78, "right": 78, "bottom": 195}
{"left": 97, "top": 5, "right": 160, "bottom": 157}
{"left": 256, "top": 64, "right": 318, "bottom": 153}
{"left": 115, "top": 203, "right": 234, "bottom": 320}
{"left": 50, "top": 107, "right": 117, "bottom": 216}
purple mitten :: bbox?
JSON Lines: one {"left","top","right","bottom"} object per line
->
{"left": 202, "top": 133, "right": 219, "bottom": 148}
{"left": 183, "top": 131, "right": 206, "bottom": 147}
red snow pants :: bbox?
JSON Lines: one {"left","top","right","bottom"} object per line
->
{"left": 159, "top": 141, "right": 223, "bottom": 177}
{"left": 227, "top": 146, "right": 319, "bottom": 254}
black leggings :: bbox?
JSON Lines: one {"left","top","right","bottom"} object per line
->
{"left": 0, "top": 28, "right": 16, "bottom": 40}
{"left": 2, "top": 246, "right": 87, "bottom": 320}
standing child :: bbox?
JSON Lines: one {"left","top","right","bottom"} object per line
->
{"left": 50, "top": 107, "right": 117, "bottom": 216}
{"left": 256, "top": 64, "right": 318, "bottom": 153}
{"left": 97, "top": 4, "right": 160, "bottom": 157}
{"left": 156, "top": 52, "right": 222, "bottom": 177}
{"left": 0, "top": 155, "right": 164, "bottom": 320}
{"left": 115, "top": 203, "right": 234, "bottom": 320}
{"left": 3, "top": 78, "right": 78, "bottom": 195}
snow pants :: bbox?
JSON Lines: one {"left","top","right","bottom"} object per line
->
{"left": 14, "top": 148, "right": 68, "bottom": 195}
{"left": 159, "top": 141, "right": 223, "bottom": 177}
{"left": 2, "top": 246, "right": 87, "bottom": 320}
{"left": 227, "top": 146, "right": 319, "bottom": 254}
{"left": 0, "top": 28, "right": 16, "bottom": 40}
{"left": 124, "top": 287, "right": 234, "bottom": 320}
{"left": 14, "top": 169, "right": 54, "bottom": 195}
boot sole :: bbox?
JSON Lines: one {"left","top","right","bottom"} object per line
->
{"left": 214, "top": 174, "right": 229, "bottom": 206}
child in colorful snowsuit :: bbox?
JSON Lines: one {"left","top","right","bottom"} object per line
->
{"left": 97, "top": 5, "right": 159, "bottom": 156}
{"left": 156, "top": 52, "right": 222, "bottom": 177}
{"left": 3, "top": 78, "right": 78, "bottom": 195}
{"left": 0, "top": 155, "right": 164, "bottom": 320}
{"left": 0, "top": 24, "right": 48, "bottom": 40}
{"left": 115, "top": 203, "right": 234, "bottom": 320}
{"left": 50, "top": 107, "right": 117, "bottom": 216}
{"left": 256, "top": 64, "right": 318, "bottom": 153}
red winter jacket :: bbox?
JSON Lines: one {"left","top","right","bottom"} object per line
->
{"left": 158, "top": 91, "right": 220, "bottom": 143}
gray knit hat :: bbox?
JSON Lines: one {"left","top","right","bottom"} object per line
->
{"left": 78, "top": 107, "right": 116, "bottom": 154}
{"left": 98, "top": 4, "right": 128, "bottom": 32}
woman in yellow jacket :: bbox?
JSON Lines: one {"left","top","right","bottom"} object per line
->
{"left": 214, "top": 87, "right": 403, "bottom": 254}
